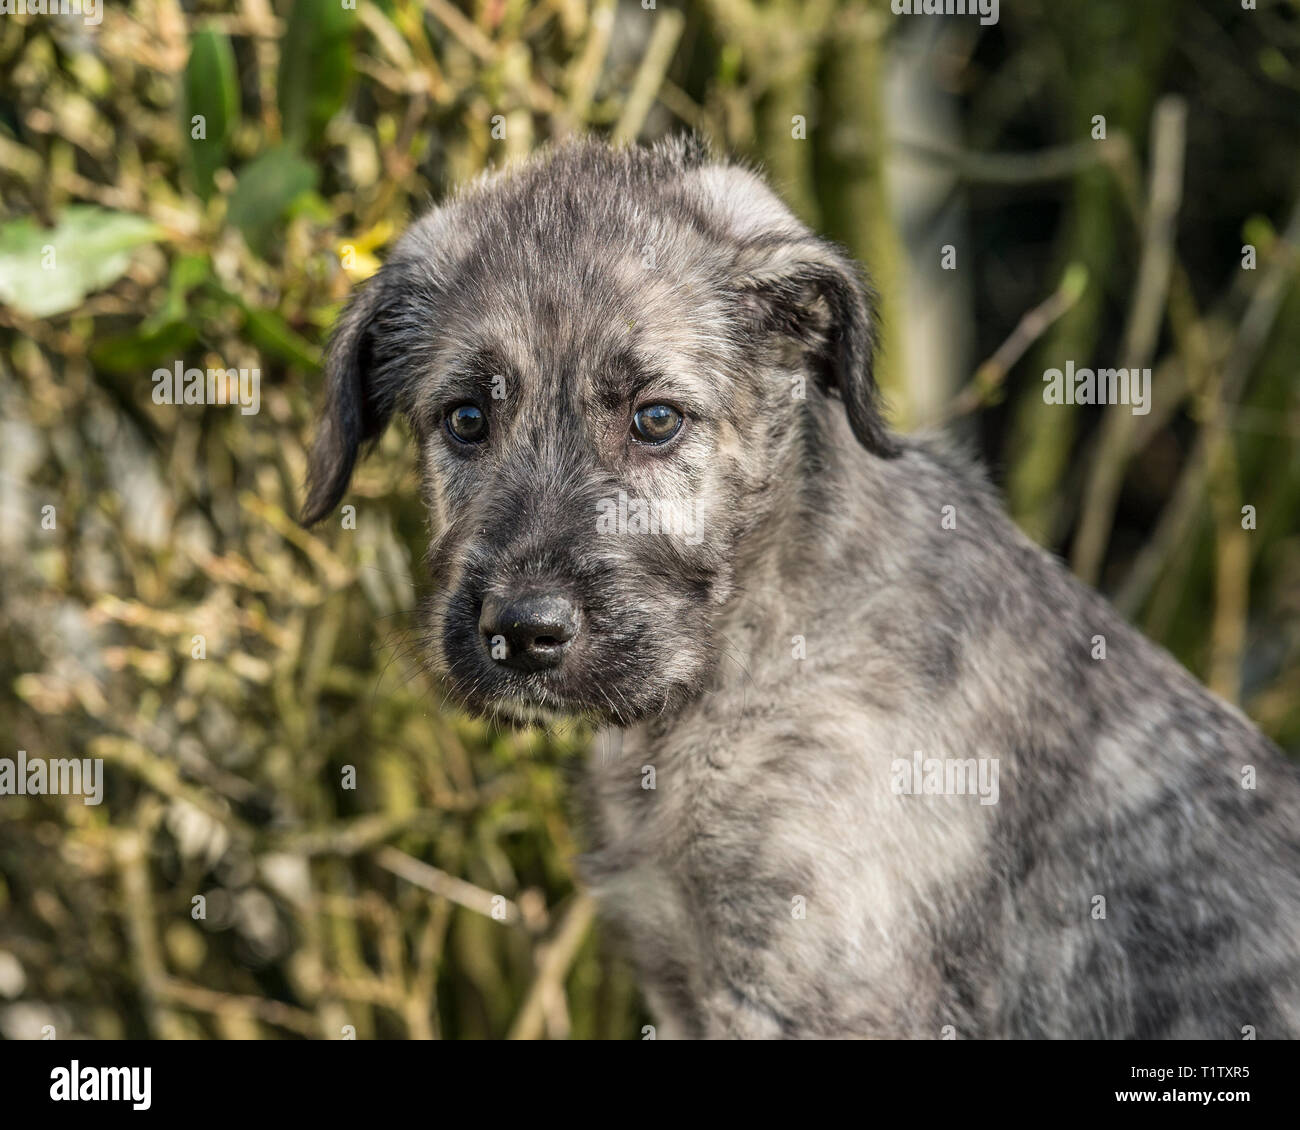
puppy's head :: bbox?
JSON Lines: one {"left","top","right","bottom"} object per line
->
{"left": 302, "top": 138, "right": 895, "bottom": 725}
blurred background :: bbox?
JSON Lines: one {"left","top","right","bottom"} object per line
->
{"left": 1, "top": 0, "right": 1298, "bottom": 1040}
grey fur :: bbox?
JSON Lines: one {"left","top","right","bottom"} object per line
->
{"left": 304, "top": 138, "right": 1300, "bottom": 1039}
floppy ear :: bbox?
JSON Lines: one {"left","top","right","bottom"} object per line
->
{"left": 735, "top": 239, "right": 898, "bottom": 458}
{"left": 300, "top": 267, "right": 409, "bottom": 526}
{"left": 687, "top": 162, "right": 897, "bottom": 456}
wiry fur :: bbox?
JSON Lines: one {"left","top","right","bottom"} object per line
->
{"left": 304, "top": 137, "right": 1300, "bottom": 1039}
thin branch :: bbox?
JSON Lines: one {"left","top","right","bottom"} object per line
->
{"left": 158, "top": 978, "right": 321, "bottom": 1038}
{"left": 375, "top": 845, "right": 521, "bottom": 924}
{"left": 421, "top": 0, "right": 498, "bottom": 63}
{"left": 506, "top": 893, "right": 598, "bottom": 1040}
{"left": 612, "top": 10, "right": 686, "bottom": 144}
{"left": 934, "top": 264, "right": 1089, "bottom": 426}
{"left": 565, "top": 0, "right": 618, "bottom": 126}
{"left": 1117, "top": 192, "right": 1300, "bottom": 616}
{"left": 893, "top": 135, "right": 1129, "bottom": 186}
{"left": 1071, "top": 96, "right": 1188, "bottom": 585}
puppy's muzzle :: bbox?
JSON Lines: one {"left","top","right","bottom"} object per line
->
{"left": 479, "top": 592, "right": 580, "bottom": 673}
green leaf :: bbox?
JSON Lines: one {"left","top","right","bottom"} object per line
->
{"left": 0, "top": 206, "right": 162, "bottom": 318}
{"left": 240, "top": 304, "right": 322, "bottom": 371}
{"left": 1243, "top": 215, "right": 1276, "bottom": 255}
{"left": 181, "top": 27, "right": 241, "bottom": 200}
{"left": 277, "top": 0, "right": 358, "bottom": 152}
{"left": 90, "top": 321, "right": 199, "bottom": 374}
{"left": 286, "top": 191, "right": 333, "bottom": 225}
{"left": 145, "top": 253, "right": 212, "bottom": 331}
{"left": 227, "top": 147, "right": 318, "bottom": 256}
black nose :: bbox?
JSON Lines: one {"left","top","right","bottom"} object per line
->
{"left": 480, "top": 593, "right": 579, "bottom": 672}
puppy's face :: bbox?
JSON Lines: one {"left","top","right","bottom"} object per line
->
{"left": 303, "top": 141, "right": 894, "bottom": 725}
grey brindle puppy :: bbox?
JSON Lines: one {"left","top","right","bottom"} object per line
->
{"left": 303, "top": 138, "right": 1300, "bottom": 1039}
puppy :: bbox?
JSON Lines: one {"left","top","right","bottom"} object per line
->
{"left": 303, "top": 137, "right": 1300, "bottom": 1039}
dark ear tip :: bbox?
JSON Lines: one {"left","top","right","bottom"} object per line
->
{"left": 299, "top": 414, "right": 360, "bottom": 527}
{"left": 297, "top": 488, "right": 330, "bottom": 528}
{"left": 298, "top": 501, "right": 326, "bottom": 528}
{"left": 844, "top": 395, "right": 901, "bottom": 459}
{"left": 299, "top": 461, "right": 342, "bottom": 527}
{"left": 858, "top": 428, "right": 902, "bottom": 460}
{"left": 873, "top": 434, "right": 903, "bottom": 459}
{"left": 299, "top": 467, "right": 347, "bottom": 527}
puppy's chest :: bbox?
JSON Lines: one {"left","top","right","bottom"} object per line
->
{"left": 584, "top": 724, "right": 777, "bottom": 900}
{"left": 580, "top": 717, "right": 948, "bottom": 1035}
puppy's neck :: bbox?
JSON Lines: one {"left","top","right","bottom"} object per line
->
{"left": 717, "top": 404, "right": 899, "bottom": 662}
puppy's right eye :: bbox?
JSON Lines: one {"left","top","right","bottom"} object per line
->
{"left": 631, "top": 404, "right": 683, "bottom": 445}
{"left": 446, "top": 403, "right": 487, "bottom": 444}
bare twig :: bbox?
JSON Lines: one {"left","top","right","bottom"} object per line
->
{"left": 1071, "top": 97, "right": 1187, "bottom": 585}
{"left": 506, "top": 893, "right": 598, "bottom": 1040}
{"left": 612, "top": 10, "right": 686, "bottom": 144}
{"left": 1116, "top": 192, "right": 1300, "bottom": 616}
{"left": 894, "top": 135, "right": 1129, "bottom": 186}
{"left": 375, "top": 845, "right": 520, "bottom": 924}
{"left": 269, "top": 812, "right": 437, "bottom": 857}
{"left": 158, "top": 978, "right": 321, "bottom": 1038}
{"left": 114, "top": 810, "right": 189, "bottom": 1040}
{"left": 421, "top": 0, "right": 498, "bottom": 63}
{"left": 565, "top": 0, "right": 618, "bottom": 127}
{"left": 935, "top": 264, "right": 1089, "bottom": 425}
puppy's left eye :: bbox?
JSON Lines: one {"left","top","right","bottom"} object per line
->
{"left": 631, "top": 404, "right": 683, "bottom": 444}
{"left": 446, "top": 403, "right": 487, "bottom": 444}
